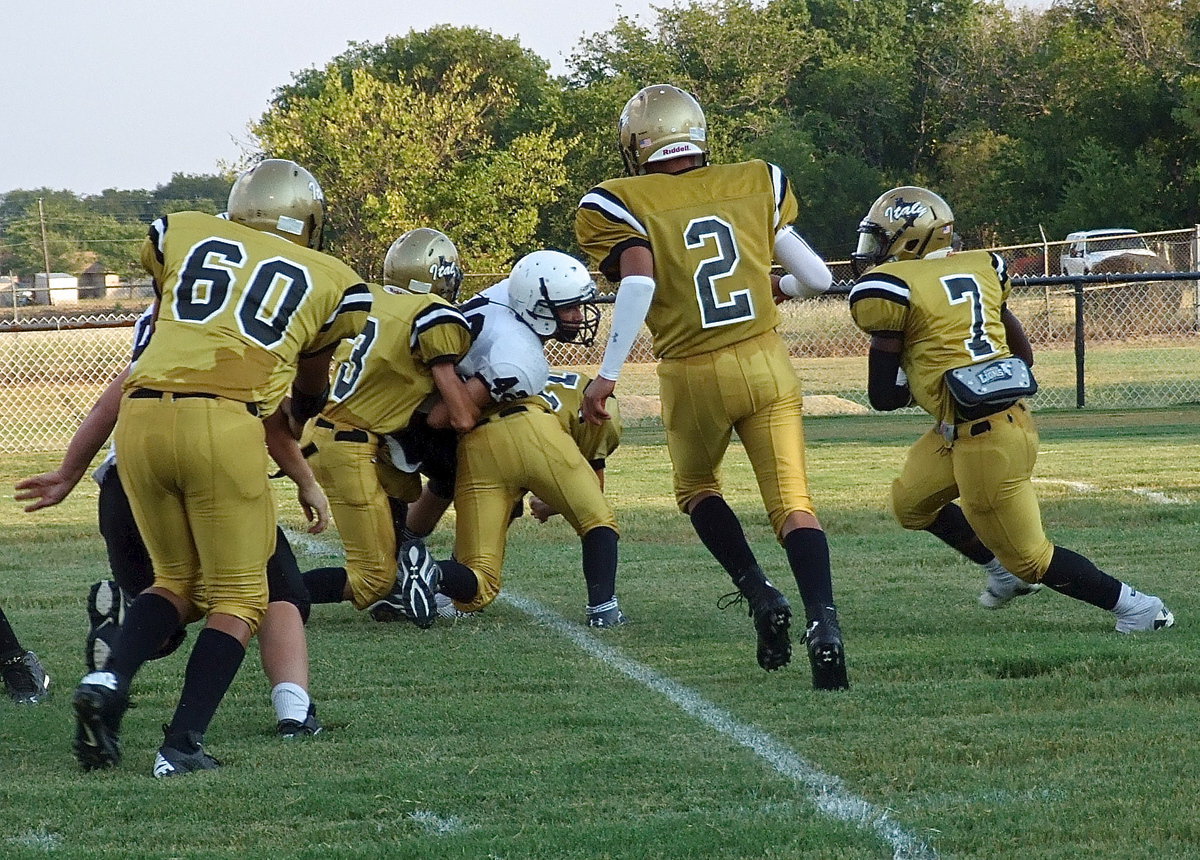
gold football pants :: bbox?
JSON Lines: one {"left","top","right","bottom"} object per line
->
{"left": 309, "top": 419, "right": 419, "bottom": 608}
{"left": 890, "top": 401, "right": 1054, "bottom": 581}
{"left": 453, "top": 408, "right": 617, "bottom": 612}
{"left": 657, "top": 330, "right": 814, "bottom": 536}
{"left": 114, "top": 392, "right": 274, "bottom": 633}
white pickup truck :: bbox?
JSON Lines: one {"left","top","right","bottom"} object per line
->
{"left": 1060, "top": 229, "right": 1160, "bottom": 276}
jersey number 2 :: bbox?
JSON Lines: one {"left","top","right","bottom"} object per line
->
{"left": 685, "top": 217, "right": 754, "bottom": 328}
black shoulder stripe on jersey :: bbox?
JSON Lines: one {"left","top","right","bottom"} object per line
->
{"left": 767, "top": 163, "right": 788, "bottom": 223}
{"left": 319, "top": 282, "right": 373, "bottom": 331}
{"left": 849, "top": 273, "right": 911, "bottom": 307}
{"left": 579, "top": 187, "right": 647, "bottom": 235}
{"left": 989, "top": 251, "right": 1009, "bottom": 284}
{"left": 458, "top": 295, "right": 489, "bottom": 315}
{"left": 148, "top": 217, "right": 167, "bottom": 265}
{"left": 599, "top": 237, "right": 652, "bottom": 283}
{"left": 409, "top": 305, "right": 471, "bottom": 350}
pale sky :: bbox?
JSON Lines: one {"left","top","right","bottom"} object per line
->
{"left": 2, "top": 0, "right": 660, "bottom": 194}
{"left": 5, "top": 1, "right": 1046, "bottom": 196}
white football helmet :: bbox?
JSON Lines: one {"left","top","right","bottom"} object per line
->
{"left": 851, "top": 186, "right": 954, "bottom": 276}
{"left": 506, "top": 250, "right": 600, "bottom": 345}
{"left": 227, "top": 159, "right": 325, "bottom": 249}
{"left": 383, "top": 228, "right": 463, "bottom": 301}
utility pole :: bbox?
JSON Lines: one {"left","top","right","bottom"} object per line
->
{"left": 38, "top": 197, "right": 52, "bottom": 302}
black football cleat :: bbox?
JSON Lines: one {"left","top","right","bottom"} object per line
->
{"left": 2, "top": 651, "right": 51, "bottom": 704}
{"left": 153, "top": 727, "right": 221, "bottom": 778}
{"left": 72, "top": 672, "right": 127, "bottom": 770}
{"left": 720, "top": 568, "right": 792, "bottom": 672}
{"left": 277, "top": 703, "right": 323, "bottom": 739}
{"left": 804, "top": 607, "right": 849, "bottom": 691}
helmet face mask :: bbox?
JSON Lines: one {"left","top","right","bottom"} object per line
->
{"left": 383, "top": 228, "right": 464, "bottom": 301}
{"left": 506, "top": 250, "right": 600, "bottom": 345}
{"left": 851, "top": 186, "right": 954, "bottom": 277}
{"left": 227, "top": 159, "right": 325, "bottom": 249}
{"left": 619, "top": 84, "right": 709, "bottom": 176}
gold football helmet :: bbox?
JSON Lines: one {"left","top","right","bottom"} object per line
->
{"left": 618, "top": 84, "right": 709, "bottom": 176}
{"left": 851, "top": 186, "right": 955, "bottom": 276}
{"left": 383, "top": 228, "right": 464, "bottom": 301}
{"left": 227, "top": 159, "right": 325, "bottom": 249}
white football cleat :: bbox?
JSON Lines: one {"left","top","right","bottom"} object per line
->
{"left": 1114, "top": 592, "right": 1175, "bottom": 634}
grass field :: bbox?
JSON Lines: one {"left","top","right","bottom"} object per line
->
{"left": 1, "top": 409, "right": 1198, "bottom": 859}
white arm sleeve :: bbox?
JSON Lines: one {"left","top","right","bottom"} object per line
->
{"left": 598, "top": 275, "right": 655, "bottom": 381}
{"left": 775, "top": 227, "right": 832, "bottom": 299}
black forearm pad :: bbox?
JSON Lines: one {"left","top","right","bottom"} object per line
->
{"left": 290, "top": 382, "right": 329, "bottom": 424}
{"left": 867, "top": 348, "right": 913, "bottom": 411}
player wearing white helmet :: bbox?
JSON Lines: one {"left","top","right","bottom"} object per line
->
{"left": 391, "top": 250, "right": 625, "bottom": 629}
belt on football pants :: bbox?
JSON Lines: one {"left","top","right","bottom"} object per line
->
{"left": 129, "top": 387, "right": 259, "bottom": 416}
{"left": 314, "top": 416, "right": 375, "bottom": 444}
{"left": 952, "top": 401, "right": 1027, "bottom": 440}
{"left": 475, "top": 404, "right": 529, "bottom": 428}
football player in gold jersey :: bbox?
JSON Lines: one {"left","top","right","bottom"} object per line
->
{"left": 301, "top": 228, "right": 477, "bottom": 616}
{"left": 526, "top": 369, "right": 621, "bottom": 523}
{"left": 16, "top": 304, "right": 330, "bottom": 737}
{"left": 849, "top": 185, "right": 1174, "bottom": 634}
{"left": 70, "top": 159, "right": 372, "bottom": 777}
{"left": 575, "top": 84, "right": 847, "bottom": 688}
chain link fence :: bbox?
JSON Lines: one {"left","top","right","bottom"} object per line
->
{"left": 4, "top": 229, "right": 1199, "bottom": 452}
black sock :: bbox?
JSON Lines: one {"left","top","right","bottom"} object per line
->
{"left": 1041, "top": 546, "right": 1122, "bottom": 610}
{"left": 924, "top": 503, "right": 994, "bottom": 565}
{"left": 783, "top": 528, "right": 836, "bottom": 620}
{"left": 0, "top": 607, "right": 23, "bottom": 661}
{"left": 303, "top": 567, "right": 349, "bottom": 604}
{"left": 439, "top": 559, "right": 479, "bottom": 602}
{"left": 581, "top": 527, "right": 619, "bottom": 606}
{"left": 107, "top": 592, "right": 182, "bottom": 690}
{"left": 165, "top": 626, "right": 246, "bottom": 744}
{"left": 689, "top": 496, "right": 757, "bottom": 579}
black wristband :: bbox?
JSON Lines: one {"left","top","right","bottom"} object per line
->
{"left": 290, "top": 383, "right": 329, "bottom": 424}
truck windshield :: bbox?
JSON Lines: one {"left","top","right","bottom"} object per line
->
{"left": 1090, "top": 236, "right": 1148, "bottom": 253}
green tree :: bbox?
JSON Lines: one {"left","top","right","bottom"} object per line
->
{"left": 256, "top": 58, "right": 570, "bottom": 277}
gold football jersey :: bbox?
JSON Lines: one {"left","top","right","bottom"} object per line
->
{"left": 576, "top": 160, "right": 799, "bottom": 359}
{"left": 324, "top": 284, "right": 472, "bottom": 434}
{"left": 131, "top": 211, "right": 371, "bottom": 416}
{"left": 849, "top": 250, "right": 1013, "bottom": 423}
{"left": 539, "top": 369, "right": 621, "bottom": 465}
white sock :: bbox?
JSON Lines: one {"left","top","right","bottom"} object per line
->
{"left": 271, "top": 682, "right": 311, "bottom": 724}
{"left": 983, "top": 557, "right": 1007, "bottom": 578}
{"left": 1112, "top": 583, "right": 1139, "bottom": 615}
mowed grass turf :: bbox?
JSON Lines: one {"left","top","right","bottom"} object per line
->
{"left": 1, "top": 408, "right": 1197, "bottom": 859}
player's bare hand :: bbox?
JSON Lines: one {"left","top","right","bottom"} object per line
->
{"left": 14, "top": 470, "right": 81, "bottom": 512}
{"left": 771, "top": 273, "right": 789, "bottom": 305}
{"left": 297, "top": 481, "right": 331, "bottom": 534}
{"left": 529, "top": 496, "right": 557, "bottom": 523}
{"left": 582, "top": 376, "right": 616, "bottom": 425}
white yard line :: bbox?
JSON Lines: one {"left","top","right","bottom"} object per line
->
{"left": 502, "top": 592, "right": 938, "bottom": 860}
{"left": 282, "top": 527, "right": 937, "bottom": 858}
{"left": 1033, "top": 478, "right": 1188, "bottom": 505}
